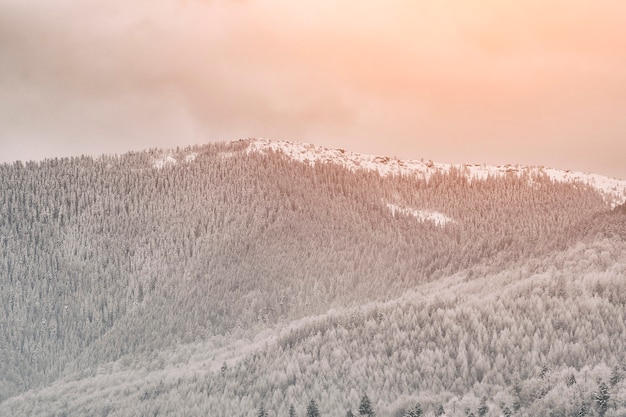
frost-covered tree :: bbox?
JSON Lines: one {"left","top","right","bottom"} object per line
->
{"left": 359, "top": 394, "right": 376, "bottom": 417}
{"left": 566, "top": 374, "right": 577, "bottom": 387}
{"left": 404, "top": 403, "right": 423, "bottom": 417}
{"left": 477, "top": 396, "right": 488, "bottom": 417}
{"left": 595, "top": 381, "right": 609, "bottom": 417}
{"left": 306, "top": 399, "right": 320, "bottom": 417}
{"left": 610, "top": 366, "right": 621, "bottom": 387}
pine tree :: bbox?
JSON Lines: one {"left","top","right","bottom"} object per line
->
{"left": 434, "top": 405, "right": 445, "bottom": 417}
{"left": 358, "top": 394, "right": 376, "bottom": 417}
{"left": 512, "top": 397, "right": 521, "bottom": 413}
{"left": 566, "top": 374, "right": 577, "bottom": 387}
{"left": 502, "top": 406, "right": 511, "bottom": 417}
{"left": 477, "top": 396, "right": 488, "bottom": 417}
{"left": 257, "top": 403, "right": 268, "bottom": 417}
{"left": 404, "top": 403, "right": 423, "bottom": 417}
{"left": 595, "top": 381, "right": 610, "bottom": 417}
{"left": 346, "top": 410, "right": 355, "bottom": 417}
{"left": 610, "top": 366, "right": 621, "bottom": 387}
{"left": 306, "top": 399, "right": 320, "bottom": 417}
{"left": 289, "top": 404, "right": 297, "bottom": 417}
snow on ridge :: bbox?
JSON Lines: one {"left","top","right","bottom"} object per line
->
{"left": 246, "top": 138, "right": 449, "bottom": 178}
{"left": 152, "top": 155, "right": 177, "bottom": 169}
{"left": 152, "top": 151, "right": 198, "bottom": 169}
{"left": 185, "top": 152, "right": 198, "bottom": 163}
{"left": 541, "top": 168, "right": 626, "bottom": 207}
{"left": 386, "top": 203, "right": 454, "bottom": 227}
{"left": 246, "top": 139, "right": 626, "bottom": 207}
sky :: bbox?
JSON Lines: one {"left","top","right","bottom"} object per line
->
{"left": 1, "top": 0, "right": 625, "bottom": 178}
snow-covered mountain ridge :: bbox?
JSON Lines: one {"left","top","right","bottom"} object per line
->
{"left": 246, "top": 139, "right": 626, "bottom": 207}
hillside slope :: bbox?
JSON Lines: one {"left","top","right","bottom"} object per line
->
{"left": 1, "top": 139, "right": 624, "bottom": 415}
{"left": 1, "top": 238, "right": 625, "bottom": 417}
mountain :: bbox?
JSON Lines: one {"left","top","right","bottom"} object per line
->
{"left": 0, "top": 139, "right": 624, "bottom": 416}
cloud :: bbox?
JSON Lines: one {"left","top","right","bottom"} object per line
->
{"left": 0, "top": 0, "right": 625, "bottom": 178}
{"left": 0, "top": 0, "right": 357, "bottom": 155}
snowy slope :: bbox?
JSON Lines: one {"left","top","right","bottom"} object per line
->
{"left": 247, "top": 139, "right": 626, "bottom": 207}
{"left": 386, "top": 204, "right": 455, "bottom": 226}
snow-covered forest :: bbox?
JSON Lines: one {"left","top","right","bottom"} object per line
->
{"left": 0, "top": 139, "right": 624, "bottom": 416}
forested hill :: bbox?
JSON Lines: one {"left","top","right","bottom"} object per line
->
{"left": 1, "top": 139, "right": 625, "bottom": 416}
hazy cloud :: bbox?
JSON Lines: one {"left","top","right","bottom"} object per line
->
{"left": 1, "top": 0, "right": 625, "bottom": 178}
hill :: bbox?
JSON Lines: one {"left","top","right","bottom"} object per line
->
{"left": 0, "top": 139, "right": 624, "bottom": 416}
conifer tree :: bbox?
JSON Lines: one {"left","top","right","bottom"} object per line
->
{"left": 346, "top": 409, "right": 355, "bottom": 417}
{"left": 358, "top": 394, "right": 375, "bottom": 417}
{"left": 405, "top": 403, "right": 423, "bottom": 417}
{"left": 289, "top": 404, "right": 297, "bottom": 417}
{"left": 512, "top": 398, "right": 521, "bottom": 413}
{"left": 566, "top": 374, "right": 577, "bottom": 387}
{"left": 595, "top": 381, "right": 610, "bottom": 417}
{"left": 306, "top": 399, "right": 320, "bottom": 417}
{"left": 257, "top": 403, "right": 268, "bottom": 417}
{"left": 477, "top": 396, "right": 488, "bottom": 417}
{"left": 610, "top": 366, "right": 621, "bottom": 387}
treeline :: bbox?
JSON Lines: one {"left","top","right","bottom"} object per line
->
{"left": 258, "top": 394, "right": 383, "bottom": 417}
{"left": 259, "top": 379, "right": 623, "bottom": 417}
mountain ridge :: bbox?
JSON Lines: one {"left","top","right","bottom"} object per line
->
{"left": 13, "top": 137, "right": 625, "bottom": 207}
{"left": 245, "top": 139, "right": 626, "bottom": 207}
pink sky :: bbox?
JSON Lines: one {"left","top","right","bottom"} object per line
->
{"left": 1, "top": 0, "right": 625, "bottom": 178}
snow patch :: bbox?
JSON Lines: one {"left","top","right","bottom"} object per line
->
{"left": 152, "top": 151, "right": 198, "bottom": 169}
{"left": 152, "top": 155, "right": 177, "bottom": 169}
{"left": 386, "top": 203, "right": 454, "bottom": 226}
{"left": 218, "top": 151, "right": 238, "bottom": 160}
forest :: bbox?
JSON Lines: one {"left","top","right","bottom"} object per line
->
{"left": 0, "top": 139, "right": 624, "bottom": 416}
